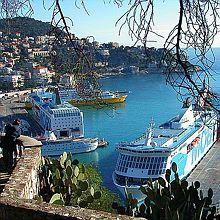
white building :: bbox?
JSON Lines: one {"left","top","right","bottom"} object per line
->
{"left": 35, "top": 36, "right": 46, "bottom": 44}
{"left": 0, "top": 74, "right": 24, "bottom": 88}
{"left": 98, "top": 49, "right": 110, "bottom": 56}
{"left": 32, "top": 50, "right": 50, "bottom": 57}
{"left": 33, "top": 66, "right": 49, "bottom": 75}
{"left": 59, "top": 74, "right": 75, "bottom": 87}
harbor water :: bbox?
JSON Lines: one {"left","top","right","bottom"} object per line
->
{"left": 73, "top": 49, "right": 220, "bottom": 195}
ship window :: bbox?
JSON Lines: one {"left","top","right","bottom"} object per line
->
{"left": 148, "top": 170, "right": 152, "bottom": 175}
{"left": 139, "top": 163, "right": 142, "bottom": 168}
{"left": 127, "top": 156, "right": 131, "bottom": 161}
{"left": 147, "top": 157, "right": 150, "bottom": 163}
{"left": 152, "top": 170, "right": 155, "bottom": 175}
{"left": 154, "top": 157, "right": 158, "bottom": 163}
{"left": 130, "top": 156, "right": 134, "bottom": 161}
{"left": 150, "top": 157, "right": 154, "bottom": 163}
{"left": 145, "top": 163, "right": 149, "bottom": 169}
{"left": 155, "top": 170, "right": 159, "bottom": 175}
{"left": 144, "top": 157, "right": 147, "bottom": 162}
{"left": 149, "top": 164, "right": 153, "bottom": 169}
{"left": 137, "top": 157, "right": 140, "bottom": 162}
{"left": 135, "top": 163, "right": 139, "bottom": 168}
{"left": 140, "top": 157, "right": 143, "bottom": 162}
{"left": 141, "top": 163, "right": 145, "bottom": 169}
{"left": 153, "top": 164, "right": 157, "bottom": 169}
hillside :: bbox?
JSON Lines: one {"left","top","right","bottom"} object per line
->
{"left": 0, "top": 17, "right": 55, "bottom": 37}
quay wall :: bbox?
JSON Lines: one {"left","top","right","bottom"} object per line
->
{"left": 0, "top": 136, "right": 132, "bottom": 220}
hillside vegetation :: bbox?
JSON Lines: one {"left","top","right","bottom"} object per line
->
{"left": 0, "top": 17, "right": 53, "bottom": 37}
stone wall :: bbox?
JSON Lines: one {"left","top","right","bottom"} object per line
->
{"left": 0, "top": 136, "right": 133, "bottom": 220}
{"left": 1, "top": 147, "right": 41, "bottom": 199}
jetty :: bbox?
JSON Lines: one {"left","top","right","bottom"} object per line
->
{"left": 187, "top": 141, "right": 220, "bottom": 205}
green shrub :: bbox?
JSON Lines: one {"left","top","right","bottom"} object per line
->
{"left": 39, "top": 152, "right": 119, "bottom": 213}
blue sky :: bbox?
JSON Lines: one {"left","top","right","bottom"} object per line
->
{"left": 32, "top": 0, "right": 219, "bottom": 48}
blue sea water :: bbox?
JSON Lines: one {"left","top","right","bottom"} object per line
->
{"left": 73, "top": 48, "right": 220, "bottom": 195}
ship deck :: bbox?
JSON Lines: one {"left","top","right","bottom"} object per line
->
{"left": 126, "top": 123, "right": 201, "bottom": 151}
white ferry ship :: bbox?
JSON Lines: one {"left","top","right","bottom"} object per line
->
{"left": 29, "top": 91, "right": 98, "bottom": 156}
{"left": 113, "top": 102, "right": 218, "bottom": 201}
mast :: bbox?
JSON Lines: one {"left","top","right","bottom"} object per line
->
{"left": 145, "top": 119, "right": 155, "bottom": 146}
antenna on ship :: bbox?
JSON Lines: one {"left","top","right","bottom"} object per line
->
{"left": 145, "top": 118, "right": 155, "bottom": 146}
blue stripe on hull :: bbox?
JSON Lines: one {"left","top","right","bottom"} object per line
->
{"left": 171, "top": 123, "right": 217, "bottom": 181}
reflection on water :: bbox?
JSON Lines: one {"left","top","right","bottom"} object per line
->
{"left": 73, "top": 150, "right": 100, "bottom": 165}
{"left": 80, "top": 102, "right": 126, "bottom": 112}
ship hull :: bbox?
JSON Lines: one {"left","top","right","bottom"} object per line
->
{"left": 113, "top": 117, "right": 218, "bottom": 202}
{"left": 68, "top": 95, "right": 127, "bottom": 106}
{"left": 113, "top": 173, "right": 147, "bottom": 201}
{"left": 41, "top": 138, "right": 98, "bottom": 156}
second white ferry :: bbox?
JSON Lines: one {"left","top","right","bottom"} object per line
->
{"left": 113, "top": 100, "right": 218, "bottom": 201}
{"left": 29, "top": 91, "right": 98, "bottom": 156}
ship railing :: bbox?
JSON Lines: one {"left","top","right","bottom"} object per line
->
{"left": 132, "top": 133, "right": 146, "bottom": 143}
{"left": 117, "top": 142, "right": 144, "bottom": 148}
{"left": 215, "top": 202, "right": 220, "bottom": 216}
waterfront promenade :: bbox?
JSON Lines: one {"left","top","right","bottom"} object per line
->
{"left": 0, "top": 94, "right": 43, "bottom": 136}
{"left": 187, "top": 141, "right": 220, "bottom": 205}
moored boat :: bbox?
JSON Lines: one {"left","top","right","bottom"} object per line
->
{"left": 58, "top": 88, "right": 127, "bottom": 106}
{"left": 29, "top": 91, "right": 98, "bottom": 156}
{"left": 113, "top": 103, "right": 218, "bottom": 201}
{"left": 69, "top": 93, "right": 127, "bottom": 106}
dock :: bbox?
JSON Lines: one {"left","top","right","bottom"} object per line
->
{"left": 187, "top": 141, "right": 220, "bottom": 205}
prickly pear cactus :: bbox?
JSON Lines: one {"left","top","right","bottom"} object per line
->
{"left": 39, "top": 152, "right": 102, "bottom": 207}
{"left": 113, "top": 162, "right": 217, "bottom": 219}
